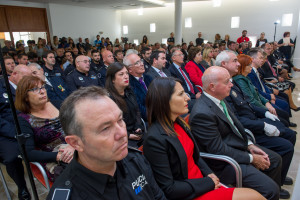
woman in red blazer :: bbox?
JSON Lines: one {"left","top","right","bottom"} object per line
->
{"left": 185, "top": 47, "right": 206, "bottom": 92}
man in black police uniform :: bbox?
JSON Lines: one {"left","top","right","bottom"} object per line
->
{"left": 28, "top": 63, "right": 69, "bottom": 109}
{"left": 47, "top": 86, "right": 166, "bottom": 200}
{"left": 99, "top": 50, "right": 115, "bottom": 85}
{"left": 66, "top": 55, "right": 102, "bottom": 93}
{"left": 0, "top": 65, "right": 32, "bottom": 200}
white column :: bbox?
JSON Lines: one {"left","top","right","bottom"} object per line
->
{"left": 292, "top": 9, "right": 300, "bottom": 69}
{"left": 174, "top": 0, "right": 182, "bottom": 46}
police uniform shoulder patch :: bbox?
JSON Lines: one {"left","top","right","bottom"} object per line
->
{"left": 231, "top": 90, "right": 237, "bottom": 98}
{"left": 3, "top": 93, "right": 8, "bottom": 98}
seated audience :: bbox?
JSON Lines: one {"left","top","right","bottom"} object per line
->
{"left": 99, "top": 50, "right": 115, "bottom": 85}
{"left": 3, "top": 56, "right": 16, "bottom": 76}
{"left": 144, "top": 77, "right": 265, "bottom": 200}
{"left": 47, "top": 86, "right": 166, "bottom": 199}
{"left": 248, "top": 49, "right": 295, "bottom": 127}
{"left": 185, "top": 47, "right": 205, "bottom": 91}
{"left": 189, "top": 66, "right": 283, "bottom": 200}
{"left": 106, "top": 62, "right": 144, "bottom": 147}
{"left": 141, "top": 47, "right": 152, "bottom": 72}
{"left": 15, "top": 76, "right": 74, "bottom": 182}
{"left": 225, "top": 53, "right": 295, "bottom": 194}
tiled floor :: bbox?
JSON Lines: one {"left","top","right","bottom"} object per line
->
{"left": 1, "top": 72, "right": 300, "bottom": 200}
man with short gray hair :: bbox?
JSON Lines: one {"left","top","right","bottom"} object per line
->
{"left": 47, "top": 86, "right": 166, "bottom": 200}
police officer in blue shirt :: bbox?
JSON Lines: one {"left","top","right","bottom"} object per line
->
{"left": 66, "top": 55, "right": 103, "bottom": 93}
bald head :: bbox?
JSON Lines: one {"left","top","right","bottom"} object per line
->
{"left": 102, "top": 50, "right": 114, "bottom": 66}
{"left": 9, "top": 65, "right": 32, "bottom": 85}
{"left": 202, "top": 66, "right": 233, "bottom": 100}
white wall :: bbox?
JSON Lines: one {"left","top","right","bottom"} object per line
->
{"left": 47, "top": 3, "right": 121, "bottom": 43}
{"left": 120, "top": 0, "right": 300, "bottom": 45}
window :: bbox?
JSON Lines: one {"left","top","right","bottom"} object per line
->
{"left": 150, "top": 23, "right": 156, "bottom": 32}
{"left": 162, "top": 38, "right": 168, "bottom": 45}
{"left": 123, "top": 26, "right": 128, "bottom": 34}
{"left": 282, "top": 13, "right": 293, "bottom": 27}
{"left": 133, "top": 39, "right": 139, "bottom": 45}
{"left": 185, "top": 17, "right": 192, "bottom": 28}
{"left": 213, "top": 0, "right": 222, "bottom": 7}
{"left": 231, "top": 17, "right": 240, "bottom": 28}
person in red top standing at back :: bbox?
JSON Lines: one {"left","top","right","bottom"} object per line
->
{"left": 237, "top": 30, "right": 250, "bottom": 44}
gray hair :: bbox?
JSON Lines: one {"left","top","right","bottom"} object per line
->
{"left": 215, "top": 50, "right": 234, "bottom": 66}
{"left": 27, "top": 62, "right": 42, "bottom": 70}
{"left": 59, "top": 86, "right": 108, "bottom": 139}
{"left": 123, "top": 51, "right": 138, "bottom": 66}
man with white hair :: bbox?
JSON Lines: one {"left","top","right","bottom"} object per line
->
{"left": 124, "top": 53, "right": 152, "bottom": 120}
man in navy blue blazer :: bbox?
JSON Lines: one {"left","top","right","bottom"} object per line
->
{"left": 124, "top": 53, "right": 152, "bottom": 121}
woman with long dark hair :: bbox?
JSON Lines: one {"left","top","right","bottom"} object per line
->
{"left": 106, "top": 62, "right": 144, "bottom": 147}
{"left": 143, "top": 77, "right": 265, "bottom": 200}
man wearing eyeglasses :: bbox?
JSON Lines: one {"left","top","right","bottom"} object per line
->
{"left": 66, "top": 55, "right": 103, "bottom": 93}
{"left": 124, "top": 53, "right": 152, "bottom": 121}
{"left": 0, "top": 65, "right": 32, "bottom": 200}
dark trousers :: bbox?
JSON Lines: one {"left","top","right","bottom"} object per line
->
{"left": 255, "top": 122, "right": 295, "bottom": 185}
{"left": 0, "top": 137, "right": 27, "bottom": 191}
{"left": 216, "top": 146, "right": 281, "bottom": 200}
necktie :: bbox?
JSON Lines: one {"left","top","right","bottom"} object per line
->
{"left": 179, "top": 67, "right": 195, "bottom": 94}
{"left": 139, "top": 77, "right": 147, "bottom": 91}
{"left": 159, "top": 70, "right": 167, "bottom": 77}
{"left": 220, "top": 100, "right": 243, "bottom": 138}
{"left": 267, "top": 61, "right": 277, "bottom": 77}
{"left": 255, "top": 71, "right": 266, "bottom": 92}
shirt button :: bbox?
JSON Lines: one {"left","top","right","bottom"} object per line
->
{"left": 65, "top": 181, "right": 71, "bottom": 186}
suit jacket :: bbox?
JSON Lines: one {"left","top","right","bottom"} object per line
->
{"left": 247, "top": 69, "right": 272, "bottom": 101}
{"left": 0, "top": 79, "right": 17, "bottom": 138}
{"left": 146, "top": 66, "right": 171, "bottom": 80}
{"left": 168, "top": 63, "right": 199, "bottom": 99}
{"left": 189, "top": 94, "right": 251, "bottom": 172}
{"left": 129, "top": 74, "right": 152, "bottom": 120}
{"left": 143, "top": 119, "right": 214, "bottom": 200}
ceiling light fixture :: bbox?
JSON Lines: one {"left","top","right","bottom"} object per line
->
{"left": 139, "top": 0, "right": 166, "bottom": 7}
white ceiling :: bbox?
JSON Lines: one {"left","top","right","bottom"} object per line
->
{"left": 12, "top": 0, "right": 210, "bottom": 9}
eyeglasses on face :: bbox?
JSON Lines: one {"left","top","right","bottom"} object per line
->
{"left": 28, "top": 85, "right": 46, "bottom": 94}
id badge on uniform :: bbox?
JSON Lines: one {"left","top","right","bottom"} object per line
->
{"left": 52, "top": 188, "right": 71, "bottom": 200}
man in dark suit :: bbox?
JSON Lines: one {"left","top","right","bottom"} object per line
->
{"left": 146, "top": 51, "right": 171, "bottom": 80}
{"left": 0, "top": 65, "right": 32, "bottom": 200}
{"left": 168, "top": 49, "right": 201, "bottom": 110}
{"left": 124, "top": 53, "right": 152, "bottom": 121}
{"left": 189, "top": 66, "right": 282, "bottom": 200}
